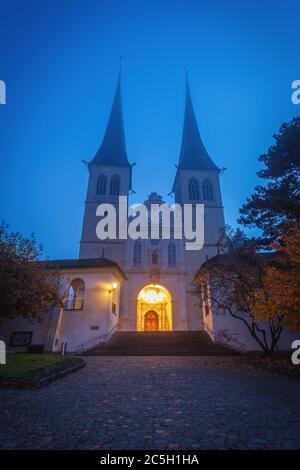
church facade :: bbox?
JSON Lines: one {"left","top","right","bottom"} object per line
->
{"left": 1, "top": 72, "right": 295, "bottom": 354}
{"left": 78, "top": 72, "right": 225, "bottom": 336}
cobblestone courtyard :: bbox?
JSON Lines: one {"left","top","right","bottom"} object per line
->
{"left": 1, "top": 356, "right": 300, "bottom": 450}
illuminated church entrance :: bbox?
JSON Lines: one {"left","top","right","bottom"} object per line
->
{"left": 144, "top": 311, "right": 159, "bottom": 331}
{"left": 137, "top": 284, "right": 172, "bottom": 331}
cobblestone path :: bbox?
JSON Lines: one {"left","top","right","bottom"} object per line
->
{"left": 1, "top": 356, "right": 299, "bottom": 449}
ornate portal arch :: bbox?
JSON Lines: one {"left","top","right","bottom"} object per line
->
{"left": 137, "top": 284, "right": 172, "bottom": 331}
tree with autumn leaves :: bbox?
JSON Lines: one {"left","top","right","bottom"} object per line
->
{"left": 239, "top": 117, "right": 300, "bottom": 339}
{"left": 263, "top": 223, "right": 300, "bottom": 333}
{"left": 0, "top": 222, "right": 62, "bottom": 322}
{"left": 197, "top": 247, "right": 285, "bottom": 354}
{"left": 197, "top": 117, "right": 300, "bottom": 354}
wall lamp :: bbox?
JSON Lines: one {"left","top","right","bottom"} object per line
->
{"left": 108, "top": 282, "right": 118, "bottom": 293}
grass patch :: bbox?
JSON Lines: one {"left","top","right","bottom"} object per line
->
{"left": 0, "top": 354, "right": 85, "bottom": 387}
{"left": 0, "top": 354, "right": 65, "bottom": 377}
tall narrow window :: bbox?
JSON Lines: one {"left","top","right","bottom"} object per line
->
{"left": 64, "top": 278, "right": 85, "bottom": 310}
{"left": 188, "top": 178, "right": 200, "bottom": 201}
{"left": 109, "top": 175, "right": 120, "bottom": 196}
{"left": 168, "top": 242, "right": 176, "bottom": 268}
{"left": 96, "top": 174, "right": 107, "bottom": 195}
{"left": 133, "top": 241, "right": 142, "bottom": 267}
{"left": 202, "top": 179, "right": 213, "bottom": 201}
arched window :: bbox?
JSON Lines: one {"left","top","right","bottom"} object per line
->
{"left": 133, "top": 241, "right": 142, "bottom": 267}
{"left": 96, "top": 174, "right": 107, "bottom": 195}
{"left": 202, "top": 179, "right": 214, "bottom": 201}
{"left": 188, "top": 178, "right": 200, "bottom": 201}
{"left": 64, "top": 278, "right": 85, "bottom": 310}
{"left": 168, "top": 242, "right": 176, "bottom": 268}
{"left": 109, "top": 175, "right": 120, "bottom": 196}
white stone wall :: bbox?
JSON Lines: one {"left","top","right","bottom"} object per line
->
{"left": 203, "top": 295, "right": 298, "bottom": 353}
{"left": 0, "top": 315, "right": 51, "bottom": 353}
{"left": 52, "top": 270, "right": 122, "bottom": 353}
{"left": 0, "top": 268, "right": 123, "bottom": 354}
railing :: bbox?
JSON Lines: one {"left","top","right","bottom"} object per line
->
{"left": 76, "top": 324, "right": 117, "bottom": 354}
{"left": 204, "top": 324, "right": 214, "bottom": 340}
{"left": 63, "top": 299, "right": 83, "bottom": 311}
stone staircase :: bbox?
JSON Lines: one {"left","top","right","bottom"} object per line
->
{"left": 82, "top": 331, "right": 239, "bottom": 356}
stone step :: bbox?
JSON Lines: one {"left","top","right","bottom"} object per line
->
{"left": 83, "top": 331, "right": 238, "bottom": 356}
{"left": 87, "top": 352, "right": 236, "bottom": 356}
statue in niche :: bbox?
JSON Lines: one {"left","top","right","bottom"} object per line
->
{"left": 151, "top": 250, "right": 158, "bottom": 265}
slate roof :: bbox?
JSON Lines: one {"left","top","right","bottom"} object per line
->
{"left": 177, "top": 76, "right": 219, "bottom": 171}
{"left": 90, "top": 72, "right": 130, "bottom": 168}
{"left": 41, "top": 257, "right": 127, "bottom": 280}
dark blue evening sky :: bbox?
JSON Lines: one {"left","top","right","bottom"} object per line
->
{"left": 0, "top": 0, "right": 299, "bottom": 258}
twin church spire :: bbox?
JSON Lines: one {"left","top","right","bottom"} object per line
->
{"left": 178, "top": 74, "right": 219, "bottom": 171}
{"left": 90, "top": 70, "right": 218, "bottom": 172}
{"left": 91, "top": 69, "right": 130, "bottom": 167}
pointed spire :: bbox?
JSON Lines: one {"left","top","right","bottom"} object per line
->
{"left": 91, "top": 65, "right": 130, "bottom": 167}
{"left": 177, "top": 72, "right": 219, "bottom": 171}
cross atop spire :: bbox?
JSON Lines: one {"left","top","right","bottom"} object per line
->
{"left": 185, "top": 65, "right": 189, "bottom": 79}
{"left": 118, "top": 55, "right": 124, "bottom": 69}
{"left": 90, "top": 68, "right": 130, "bottom": 167}
{"left": 177, "top": 73, "right": 219, "bottom": 171}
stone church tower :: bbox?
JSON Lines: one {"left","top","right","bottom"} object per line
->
{"left": 172, "top": 75, "right": 225, "bottom": 329}
{"left": 79, "top": 71, "right": 132, "bottom": 264}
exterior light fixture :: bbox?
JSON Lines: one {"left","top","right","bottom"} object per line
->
{"left": 109, "top": 282, "right": 118, "bottom": 293}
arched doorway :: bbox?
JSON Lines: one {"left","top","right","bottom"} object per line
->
{"left": 144, "top": 310, "right": 159, "bottom": 331}
{"left": 137, "top": 284, "right": 172, "bottom": 331}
